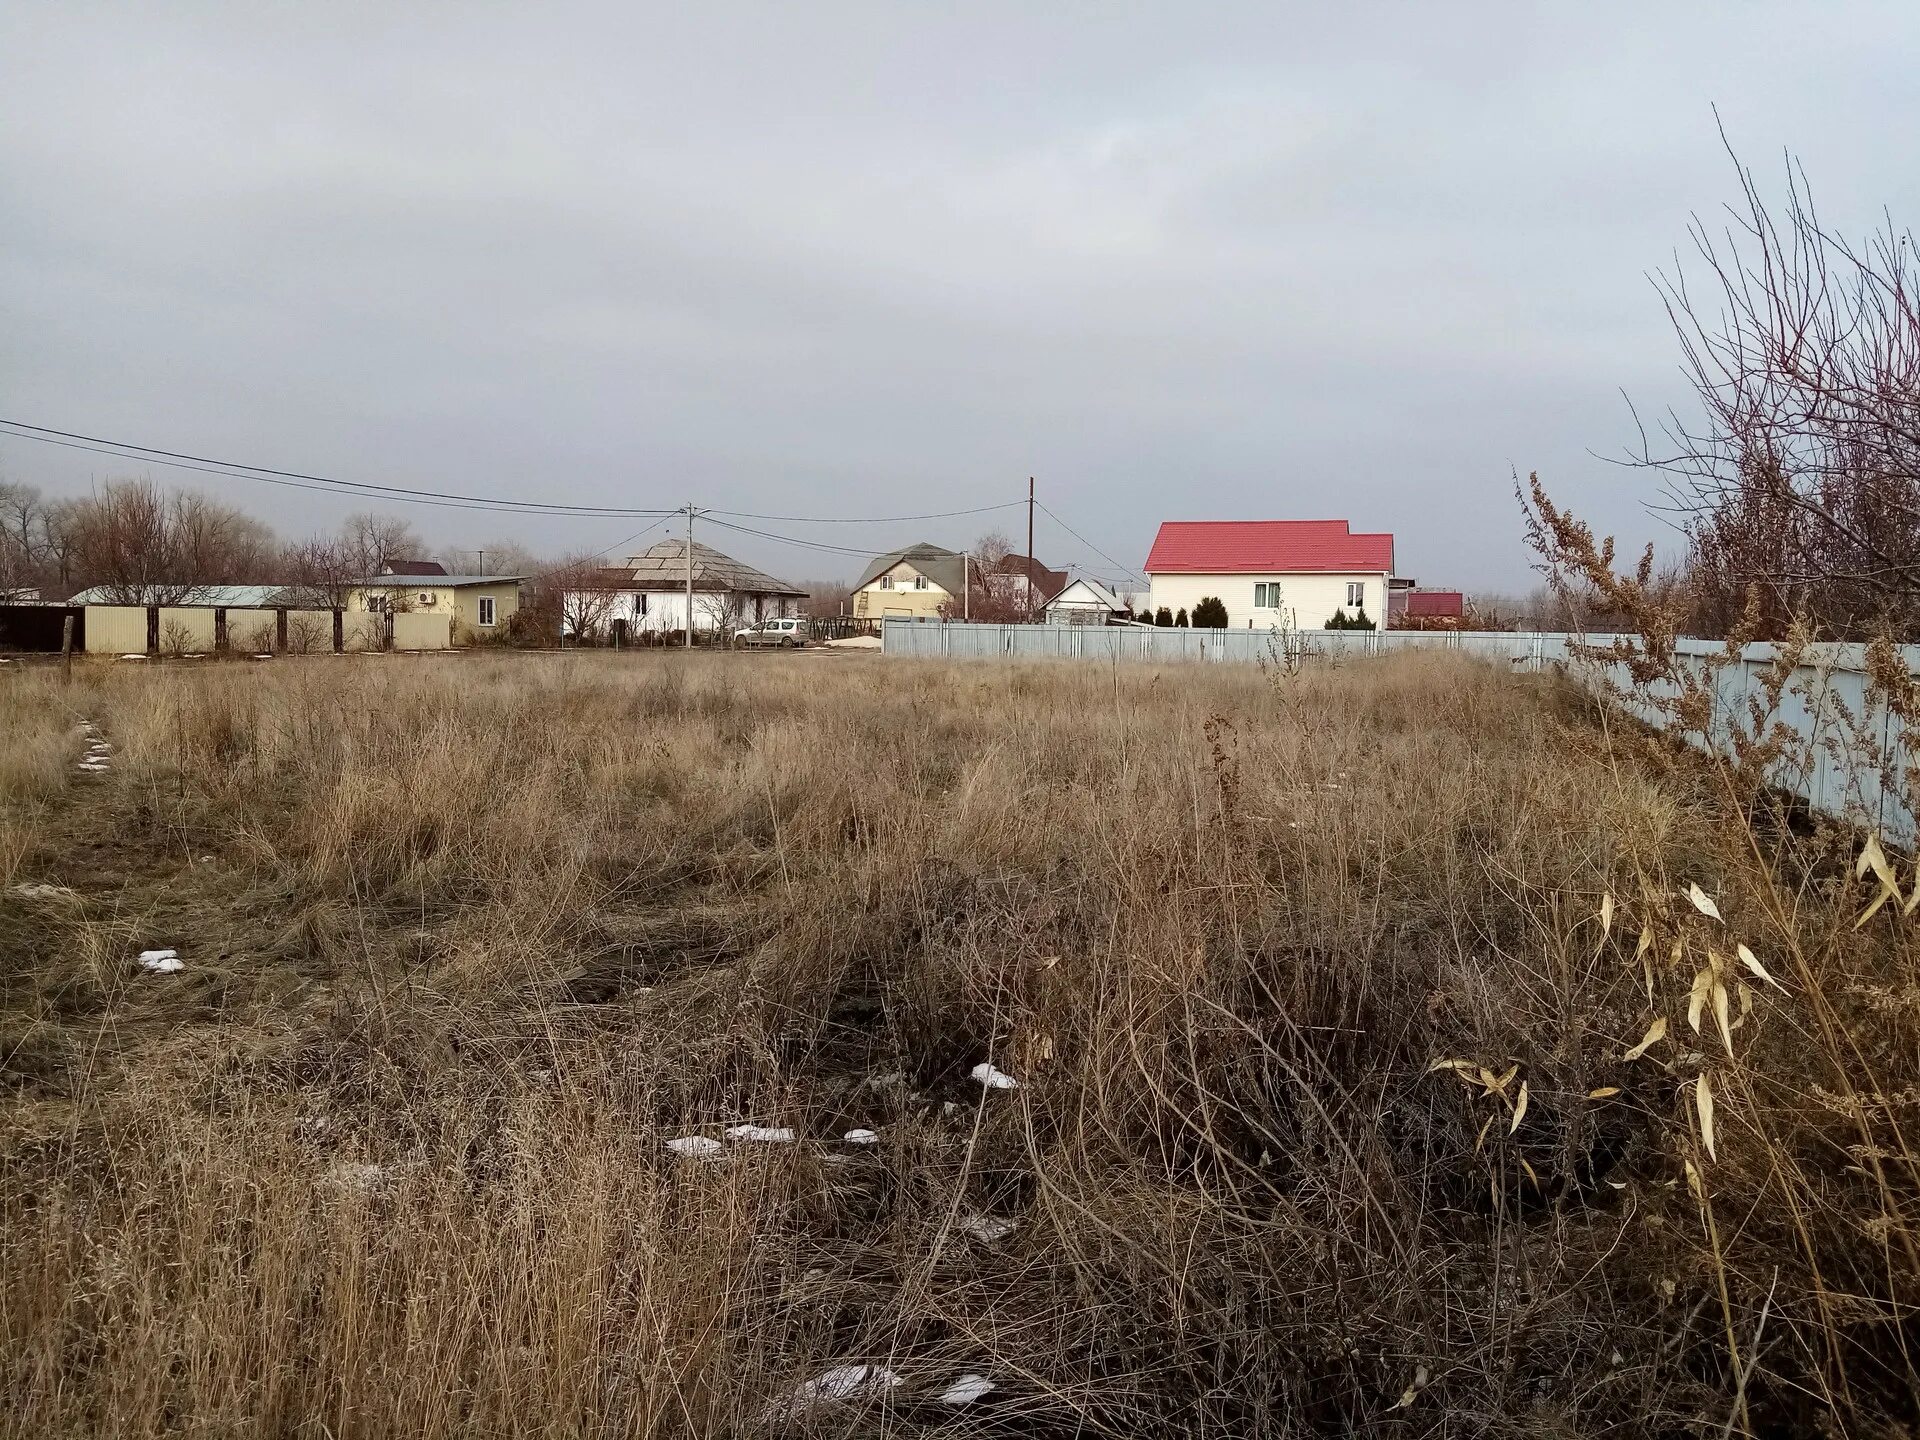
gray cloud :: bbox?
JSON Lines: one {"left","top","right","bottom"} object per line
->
{"left": 4, "top": 2, "right": 1917, "bottom": 588}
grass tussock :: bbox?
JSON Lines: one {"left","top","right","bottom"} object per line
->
{"left": 1, "top": 650, "right": 1916, "bottom": 1437}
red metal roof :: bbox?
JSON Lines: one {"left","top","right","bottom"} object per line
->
{"left": 1405, "top": 589, "right": 1464, "bottom": 618}
{"left": 1143, "top": 520, "right": 1394, "bottom": 575}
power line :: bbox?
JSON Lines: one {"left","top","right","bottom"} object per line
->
{"left": 707, "top": 500, "right": 1024, "bottom": 524}
{"left": 0, "top": 420, "right": 679, "bottom": 517}
{"left": 1035, "top": 499, "right": 1146, "bottom": 583}
{"left": 699, "top": 514, "right": 895, "bottom": 559}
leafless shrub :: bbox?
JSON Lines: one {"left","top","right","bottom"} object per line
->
{"left": 1634, "top": 130, "right": 1920, "bottom": 639}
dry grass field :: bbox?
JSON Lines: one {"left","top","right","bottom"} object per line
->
{"left": 2, "top": 650, "right": 1917, "bottom": 1437}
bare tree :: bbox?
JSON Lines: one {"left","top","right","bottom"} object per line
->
{"left": 63, "top": 480, "right": 280, "bottom": 603}
{"left": 1633, "top": 131, "right": 1920, "bottom": 638}
{"left": 435, "top": 540, "right": 542, "bottom": 577}
{"left": 545, "top": 554, "right": 622, "bottom": 641}
{"left": 0, "top": 480, "right": 50, "bottom": 597}
{"left": 341, "top": 513, "right": 425, "bottom": 577}
{"left": 279, "top": 536, "right": 361, "bottom": 608}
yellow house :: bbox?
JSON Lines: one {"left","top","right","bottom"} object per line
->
{"left": 347, "top": 573, "right": 523, "bottom": 644}
{"left": 850, "top": 543, "right": 971, "bottom": 621}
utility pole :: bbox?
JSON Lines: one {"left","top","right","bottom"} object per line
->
{"left": 684, "top": 504, "right": 694, "bottom": 650}
{"left": 1026, "top": 475, "right": 1035, "bottom": 618}
{"left": 476, "top": 549, "right": 485, "bottom": 577}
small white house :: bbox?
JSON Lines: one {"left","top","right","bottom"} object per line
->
{"left": 562, "top": 538, "right": 807, "bottom": 639}
{"left": 1041, "top": 576, "right": 1129, "bottom": 626}
{"left": 1143, "top": 520, "right": 1394, "bottom": 630}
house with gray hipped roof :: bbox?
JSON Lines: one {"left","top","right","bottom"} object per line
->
{"left": 563, "top": 538, "right": 807, "bottom": 639}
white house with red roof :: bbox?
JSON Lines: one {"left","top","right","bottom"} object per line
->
{"left": 1143, "top": 520, "right": 1394, "bottom": 630}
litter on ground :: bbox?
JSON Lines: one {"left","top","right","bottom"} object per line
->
{"left": 970, "top": 1062, "right": 1019, "bottom": 1090}
{"left": 724, "top": 1124, "right": 797, "bottom": 1143}
{"left": 772, "top": 1364, "right": 901, "bottom": 1418}
{"left": 843, "top": 1128, "right": 879, "bottom": 1145}
{"left": 957, "top": 1213, "right": 1017, "bottom": 1243}
{"left": 118, "top": 654, "right": 147, "bottom": 661}
{"left": 938, "top": 1374, "right": 997, "bottom": 1406}
{"left": 664, "top": 1136, "right": 724, "bottom": 1158}
{"left": 8, "top": 882, "right": 80, "bottom": 902}
{"left": 138, "top": 949, "right": 184, "bottom": 974}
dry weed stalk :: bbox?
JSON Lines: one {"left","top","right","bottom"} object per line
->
{"left": 0, "top": 650, "right": 1916, "bottom": 1436}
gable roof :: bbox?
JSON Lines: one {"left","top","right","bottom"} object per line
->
{"left": 1042, "top": 576, "right": 1125, "bottom": 611}
{"left": 991, "top": 553, "right": 1067, "bottom": 599}
{"left": 1404, "top": 589, "right": 1465, "bottom": 618}
{"left": 1144, "top": 520, "right": 1394, "bottom": 575}
{"left": 853, "top": 542, "right": 968, "bottom": 597}
{"left": 381, "top": 559, "right": 448, "bottom": 576}
{"left": 619, "top": 538, "right": 806, "bottom": 596}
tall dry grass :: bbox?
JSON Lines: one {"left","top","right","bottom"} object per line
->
{"left": 1, "top": 650, "right": 1915, "bottom": 1436}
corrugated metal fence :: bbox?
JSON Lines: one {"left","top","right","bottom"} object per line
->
{"left": 881, "top": 620, "right": 1920, "bottom": 842}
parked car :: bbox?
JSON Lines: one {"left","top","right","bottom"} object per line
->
{"left": 734, "top": 617, "right": 806, "bottom": 648}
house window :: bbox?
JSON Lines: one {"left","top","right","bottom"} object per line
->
{"left": 913, "top": 574, "right": 927, "bottom": 590}
{"left": 365, "top": 593, "right": 389, "bottom": 614}
{"left": 1253, "top": 582, "right": 1282, "bottom": 608}
{"left": 1346, "top": 582, "right": 1365, "bottom": 608}
{"left": 879, "top": 574, "right": 894, "bottom": 590}
{"left": 478, "top": 596, "right": 496, "bottom": 626}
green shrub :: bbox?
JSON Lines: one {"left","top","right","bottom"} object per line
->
{"left": 1174, "top": 608, "right": 1189, "bottom": 628}
{"left": 1192, "top": 596, "right": 1228, "bottom": 628}
{"left": 1155, "top": 607, "right": 1173, "bottom": 627}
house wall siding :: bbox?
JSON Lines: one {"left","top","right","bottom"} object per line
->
{"left": 853, "top": 564, "right": 951, "bottom": 620}
{"left": 1147, "top": 571, "right": 1389, "bottom": 629}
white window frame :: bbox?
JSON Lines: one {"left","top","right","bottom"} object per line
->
{"left": 914, "top": 573, "right": 927, "bottom": 590}
{"left": 1253, "top": 581, "right": 1282, "bottom": 608}
{"left": 879, "top": 574, "right": 894, "bottom": 590}
{"left": 477, "top": 595, "right": 496, "bottom": 627}
{"left": 1346, "top": 582, "right": 1365, "bottom": 608}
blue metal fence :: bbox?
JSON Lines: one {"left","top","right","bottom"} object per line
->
{"left": 880, "top": 620, "right": 1920, "bottom": 842}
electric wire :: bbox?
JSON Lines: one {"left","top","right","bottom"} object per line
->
{"left": 0, "top": 420, "right": 679, "bottom": 517}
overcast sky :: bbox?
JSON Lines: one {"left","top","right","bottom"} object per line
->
{"left": 3, "top": 3, "right": 1916, "bottom": 589}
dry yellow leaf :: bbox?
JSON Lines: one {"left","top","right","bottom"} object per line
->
{"left": 1587, "top": 1086, "right": 1622, "bottom": 1099}
{"left": 1687, "top": 883, "right": 1723, "bottom": 922}
{"left": 1736, "top": 982, "right": 1753, "bottom": 1027}
{"left": 1519, "top": 1156, "right": 1541, "bottom": 1190}
{"left": 1643, "top": 950, "right": 1655, "bottom": 1004}
{"left": 1735, "top": 943, "right": 1786, "bottom": 993}
{"left": 1696, "top": 1073, "right": 1717, "bottom": 1161}
{"left": 1599, "top": 892, "right": 1614, "bottom": 939}
{"left": 1510, "top": 1081, "right": 1529, "bottom": 1134}
{"left": 1859, "top": 833, "right": 1894, "bottom": 888}
{"left": 1856, "top": 886, "right": 1896, "bottom": 930}
{"left": 1687, "top": 967, "right": 1713, "bottom": 1033}
{"left": 1623, "top": 1015, "right": 1667, "bottom": 1061}
{"left": 1426, "top": 1058, "right": 1475, "bottom": 1075}
{"left": 1635, "top": 925, "right": 1653, "bottom": 962}
{"left": 1684, "top": 1157, "right": 1703, "bottom": 1200}
{"left": 1711, "top": 979, "right": 1733, "bottom": 1056}
{"left": 1475, "top": 1113, "right": 1495, "bottom": 1154}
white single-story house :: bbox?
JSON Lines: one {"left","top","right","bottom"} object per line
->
{"left": 1144, "top": 520, "right": 1395, "bottom": 630}
{"left": 1041, "top": 576, "right": 1130, "bottom": 626}
{"left": 563, "top": 538, "right": 807, "bottom": 638}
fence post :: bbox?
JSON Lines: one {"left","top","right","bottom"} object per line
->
{"left": 332, "top": 608, "right": 344, "bottom": 653}
{"left": 214, "top": 608, "right": 229, "bottom": 654}
{"left": 276, "top": 608, "right": 289, "bottom": 653}
{"left": 145, "top": 606, "right": 159, "bottom": 654}
{"left": 61, "top": 612, "right": 73, "bottom": 682}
